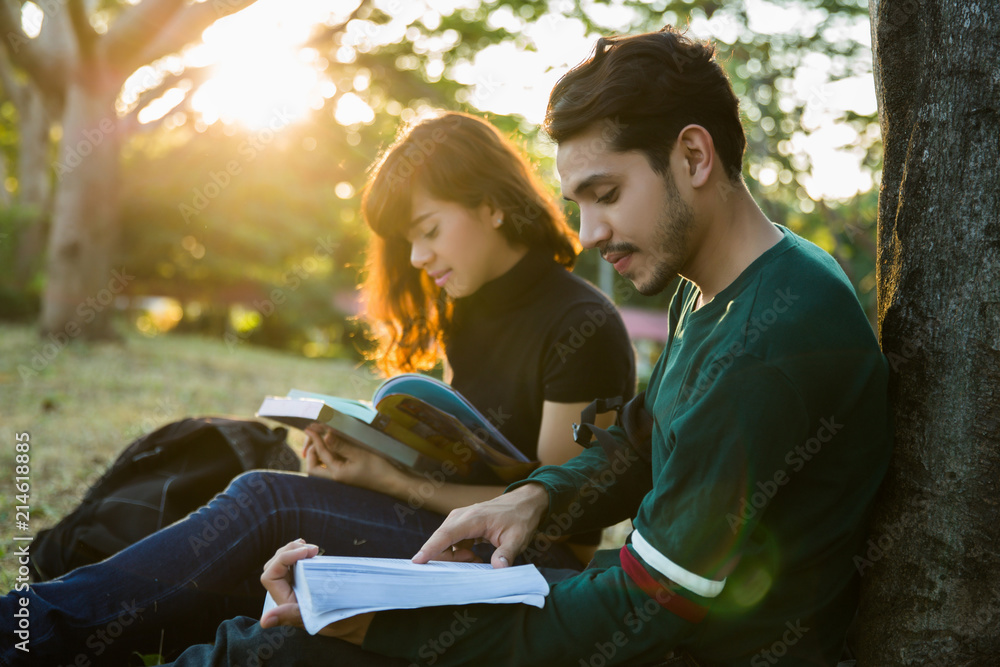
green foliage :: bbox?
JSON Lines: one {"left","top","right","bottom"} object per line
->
{"left": 119, "top": 118, "right": 372, "bottom": 357}
{"left": 0, "top": 205, "right": 43, "bottom": 320}
{"left": 0, "top": 100, "right": 20, "bottom": 177}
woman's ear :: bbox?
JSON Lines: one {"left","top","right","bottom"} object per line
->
{"left": 676, "top": 124, "right": 714, "bottom": 189}
{"left": 479, "top": 199, "right": 505, "bottom": 228}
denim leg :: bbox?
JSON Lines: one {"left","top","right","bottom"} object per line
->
{"left": 1, "top": 471, "right": 449, "bottom": 667}
{"left": 163, "top": 617, "right": 412, "bottom": 667}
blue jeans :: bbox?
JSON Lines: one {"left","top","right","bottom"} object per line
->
{"left": 1, "top": 471, "right": 582, "bottom": 667}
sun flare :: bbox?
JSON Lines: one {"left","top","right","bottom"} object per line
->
{"left": 185, "top": 0, "right": 346, "bottom": 130}
{"left": 191, "top": 51, "right": 321, "bottom": 129}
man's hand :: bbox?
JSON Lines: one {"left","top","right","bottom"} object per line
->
{"left": 413, "top": 483, "right": 550, "bottom": 568}
{"left": 259, "top": 539, "right": 374, "bottom": 644}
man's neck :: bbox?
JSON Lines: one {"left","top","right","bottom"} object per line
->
{"left": 686, "top": 184, "right": 783, "bottom": 309}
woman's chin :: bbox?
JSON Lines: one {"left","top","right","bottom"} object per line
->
{"left": 442, "top": 278, "right": 473, "bottom": 298}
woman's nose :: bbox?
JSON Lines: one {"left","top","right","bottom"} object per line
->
{"left": 410, "top": 241, "right": 432, "bottom": 269}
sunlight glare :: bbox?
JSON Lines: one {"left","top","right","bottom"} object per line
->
{"left": 20, "top": 2, "right": 42, "bottom": 38}
{"left": 188, "top": 0, "right": 349, "bottom": 129}
{"left": 191, "top": 51, "right": 319, "bottom": 128}
{"left": 138, "top": 86, "right": 189, "bottom": 125}
{"left": 457, "top": 14, "right": 593, "bottom": 124}
{"left": 335, "top": 92, "right": 375, "bottom": 126}
{"left": 746, "top": 0, "right": 827, "bottom": 35}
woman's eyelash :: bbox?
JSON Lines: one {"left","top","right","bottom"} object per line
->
{"left": 423, "top": 226, "right": 438, "bottom": 239}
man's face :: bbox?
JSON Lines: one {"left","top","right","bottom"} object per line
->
{"left": 557, "top": 124, "right": 696, "bottom": 296}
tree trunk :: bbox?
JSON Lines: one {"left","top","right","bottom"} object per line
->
{"left": 855, "top": 0, "right": 1000, "bottom": 664}
{"left": 40, "top": 69, "right": 122, "bottom": 340}
{"left": 13, "top": 85, "right": 52, "bottom": 289}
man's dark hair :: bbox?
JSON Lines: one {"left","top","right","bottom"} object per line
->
{"left": 545, "top": 26, "right": 746, "bottom": 181}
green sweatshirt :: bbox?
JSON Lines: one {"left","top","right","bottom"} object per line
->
{"left": 363, "top": 226, "right": 892, "bottom": 666}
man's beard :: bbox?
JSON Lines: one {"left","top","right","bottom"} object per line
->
{"left": 635, "top": 171, "right": 695, "bottom": 296}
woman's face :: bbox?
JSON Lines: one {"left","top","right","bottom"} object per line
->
{"left": 406, "top": 187, "right": 526, "bottom": 298}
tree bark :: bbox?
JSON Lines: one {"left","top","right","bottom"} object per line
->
{"left": 40, "top": 70, "right": 122, "bottom": 339}
{"left": 13, "top": 86, "right": 52, "bottom": 289}
{"left": 856, "top": 0, "right": 1000, "bottom": 664}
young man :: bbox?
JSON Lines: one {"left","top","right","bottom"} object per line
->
{"left": 251, "top": 26, "right": 892, "bottom": 667}
{"left": 190, "top": 26, "right": 892, "bottom": 666}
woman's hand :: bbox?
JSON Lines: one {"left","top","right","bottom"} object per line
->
{"left": 259, "top": 539, "right": 373, "bottom": 643}
{"left": 303, "top": 423, "right": 411, "bottom": 492}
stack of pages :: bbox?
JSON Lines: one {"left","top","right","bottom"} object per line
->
{"left": 262, "top": 556, "right": 550, "bottom": 635}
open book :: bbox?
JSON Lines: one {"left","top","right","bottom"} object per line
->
{"left": 257, "top": 373, "right": 538, "bottom": 484}
{"left": 261, "top": 556, "right": 550, "bottom": 635}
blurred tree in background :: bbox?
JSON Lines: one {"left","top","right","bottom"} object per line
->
{"left": 0, "top": 0, "right": 881, "bottom": 366}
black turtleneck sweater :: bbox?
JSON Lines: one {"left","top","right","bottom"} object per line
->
{"left": 446, "top": 250, "right": 636, "bottom": 460}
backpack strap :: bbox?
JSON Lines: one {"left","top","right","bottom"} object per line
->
{"left": 573, "top": 391, "right": 653, "bottom": 464}
{"left": 576, "top": 396, "right": 625, "bottom": 436}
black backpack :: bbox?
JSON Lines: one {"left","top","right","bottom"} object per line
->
{"left": 30, "top": 417, "right": 300, "bottom": 582}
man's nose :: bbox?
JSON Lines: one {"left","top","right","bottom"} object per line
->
{"left": 578, "top": 208, "right": 612, "bottom": 250}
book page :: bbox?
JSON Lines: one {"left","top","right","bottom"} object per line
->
{"left": 287, "top": 389, "right": 377, "bottom": 423}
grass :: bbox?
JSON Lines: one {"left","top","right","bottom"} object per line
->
{"left": 0, "top": 322, "right": 379, "bottom": 592}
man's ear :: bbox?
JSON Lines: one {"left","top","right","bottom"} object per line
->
{"left": 676, "top": 124, "right": 714, "bottom": 189}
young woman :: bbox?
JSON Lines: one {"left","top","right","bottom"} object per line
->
{"left": 1, "top": 112, "right": 635, "bottom": 666}
{"left": 304, "top": 112, "right": 634, "bottom": 564}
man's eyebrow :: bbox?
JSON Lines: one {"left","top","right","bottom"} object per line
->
{"left": 563, "top": 172, "right": 614, "bottom": 202}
